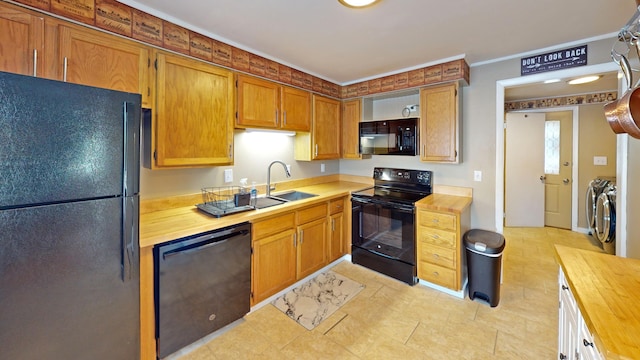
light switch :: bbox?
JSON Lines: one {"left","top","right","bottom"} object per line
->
{"left": 223, "top": 169, "right": 233, "bottom": 183}
{"left": 474, "top": 170, "right": 482, "bottom": 182}
{"left": 593, "top": 156, "right": 607, "bottom": 166}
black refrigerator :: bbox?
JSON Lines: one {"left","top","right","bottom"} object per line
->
{"left": 0, "top": 71, "right": 141, "bottom": 359}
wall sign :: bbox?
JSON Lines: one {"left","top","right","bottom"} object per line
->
{"left": 521, "top": 45, "right": 588, "bottom": 76}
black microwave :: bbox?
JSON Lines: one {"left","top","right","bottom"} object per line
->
{"left": 359, "top": 118, "right": 418, "bottom": 156}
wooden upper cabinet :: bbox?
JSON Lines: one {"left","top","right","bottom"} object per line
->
{"left": 281, "top": 85, "right": 311, "bottom": 131}
{"left": 420, "top": 82, "right": 460, "bottom": 163}
{"left": 313, "top": 95, "right": 341, "bottom": 160}
{"left": 341, "top": 99, "right": 362, "bottom": 159}
{"left": 236, "top": 74, "right": 311, "bottom": 131}
{"left": 295, "top": 94, "right": 340, "bottom": 161}
{"left": 58, "top": 25, "right": 151, "bottom": 107}
{"left": 236, "top": 74, "right": 279, "bottom": 128}
{"left": 0, "top": 2, "right": 44, "bottom": 76}
{"left": 154, "top": 52, "right": 235, "bottom": 167}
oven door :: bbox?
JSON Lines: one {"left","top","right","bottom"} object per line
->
{"left": 351, "top": 196, "right": 415, "bottom": 265}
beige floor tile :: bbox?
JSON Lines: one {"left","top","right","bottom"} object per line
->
{"left": 244, "top": 304, "right": 307, "bottom": 349}
{"left": 280, "top": 331, "right": 358, "bottom": 360}
{"left": 170, "top": 227, "right": 602, "bottom": 359}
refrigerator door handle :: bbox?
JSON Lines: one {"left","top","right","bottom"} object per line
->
{"left": 122, "top": 196, "right": 138, "bottom": 282}
{"left": 123, "top": 102, "right": 140, "bottom": 197}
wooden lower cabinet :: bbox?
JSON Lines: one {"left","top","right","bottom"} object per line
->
{"left": 328, "top": 198, "right": 346, "bottom": 262}
{"left": 252, "top": 229, "right": 297, "bottom": 303}
{"left": 416, "top": 206, "right": 469, "bottom": 291}
{"left": 251, "top": 201, "right": 336, "bottom": 305}
{"left": 297, "top": 217, "right": 327, "bottom": 279}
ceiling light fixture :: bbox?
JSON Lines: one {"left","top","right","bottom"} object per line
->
{"left": 338, "top": 0, "right": 380, "bottom": 8}
{"left": 567, "top": 75, "right": 601, "bottom": 85}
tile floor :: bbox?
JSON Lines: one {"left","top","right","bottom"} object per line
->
{"left": 170, "top": 227, "right": 604, "bottom": 359}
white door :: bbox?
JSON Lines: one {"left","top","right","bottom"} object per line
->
{"left": 544, "top": 111, "right": 573, "bottom": 229}
{"left": 505, "top": 112, "right": 545, "bottom": 227}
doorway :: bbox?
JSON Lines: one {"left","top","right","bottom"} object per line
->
{"left": 504, "top": 110, "right": 574, "bottom": 229}
{"left": 495, "top": 62, "right": 620, "bottom": 234}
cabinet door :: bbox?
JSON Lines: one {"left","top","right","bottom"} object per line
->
{"left": 281, "top": 85, "right": 311, "bottom": 131}
{"left": 420, "top": 83, "right": 459, "bottom": 163}
{"left": 297, "top": 218, "right": 327, "bottom": 279}
{"left": 236, "top": 74, "right": 280, "bottom": 129}
{"left": 328, "top": 211, "right": 344, "bottom": 262}
{"left": 58, "top": 25, "right": 150, "bottom": 107}
{"left": 312, "top": 94, "right": 341, "bottom": 160}
{"left": 252, "top": 230, "right": 297, "bottom": 304}
{"left": 155, "top": 53, "right": 234, "bottom": 167}
{"left": 0, "top": 3, "right": 43, "bottom": 76}
{"left": 341, "top": 99, "right": 362, "bottom": 159}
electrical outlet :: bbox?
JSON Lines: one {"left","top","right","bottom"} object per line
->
{"left": 474, "top": 170, "right": 482, "bottom": 182}
{"left": 223, "top": 169, "right": 233, "bottom": 183}
{"left": 593, "top": 156, "right": 607, "bottom": 166}
{"left": 286, "top": 164, "right": 291, "bottom": 174}
{"left": 320, "top": 163, "right": 325, "bottom": 173}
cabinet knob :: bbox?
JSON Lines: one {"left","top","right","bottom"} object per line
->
{"left": 431, "top": 234, "right": 440, "bottom": 239}
{"left": 561, "top": 285, "right": 569, "bottom": 291}
{"left": 432, "top": 271, "right": 439, "bottom": 277}
{"left": 559, "top": 354, "right": 567, "bottom": 360}
{"left": 583, "top": 339, "right": 594, "bottom": 348}
{"left": 433, "top": 254, "right": 440, "bottom": 259}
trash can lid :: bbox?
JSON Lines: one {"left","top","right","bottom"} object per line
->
{"left": 463, "top": 229, "right": 506, "bottom": 254}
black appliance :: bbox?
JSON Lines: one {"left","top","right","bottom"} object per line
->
{"left": 359, "top": 118, "right": 418, "bottom": 155}
{"left": 0, "top": 71, "right": 140, "bottom": 359}
{"left": 154, "top": 222, "right": 251, "bottom": 358}
{"left": 351, "top": 167, "right": 432, "bottom": 285}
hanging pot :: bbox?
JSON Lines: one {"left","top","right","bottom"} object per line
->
{"left": 604, "top": 54, "right": 640, "bottom": 138}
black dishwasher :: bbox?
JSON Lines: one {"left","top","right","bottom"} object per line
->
{"left": 154, "top": 222, "right": 251, "bottom": 358}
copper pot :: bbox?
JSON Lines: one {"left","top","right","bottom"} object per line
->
{"left": 604, "top": 54, "right": 640, "bottom": 138}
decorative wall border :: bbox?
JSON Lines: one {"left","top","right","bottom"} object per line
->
{"left": 505, "top": 91, "right": 618, "bottom": 111}
{"left": 8, "top": 0, "right": 469, "bottom": 99}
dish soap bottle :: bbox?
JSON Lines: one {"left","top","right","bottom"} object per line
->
{"left": 250, "top": 182, "right": 258, "bottom": 206}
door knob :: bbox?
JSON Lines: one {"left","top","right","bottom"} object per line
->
{"left": 563, "top": 178, "right": 570, "bottom": 184}
{"left": 539, "top": 175, "right": 546, "bottom": 183}
{"left": 563, "top": 161, "right": 570, "bottom": 166}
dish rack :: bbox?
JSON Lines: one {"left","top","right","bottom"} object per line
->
{"left": 196, "top": 186, "right": 255, "bottom": 218}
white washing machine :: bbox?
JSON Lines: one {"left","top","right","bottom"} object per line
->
{"left": 585, "top": 178, "right": 614, "bottom": 234}
{"left": 594, "top": 183, "right": 616, "bottom": 254}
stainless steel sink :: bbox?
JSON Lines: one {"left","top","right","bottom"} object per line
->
{"left": 270, "top": 191, "right": 318, "bottom": 202}
{"left": 253, "top": 197, "right": 287, "bottom": 209}
{"left": 253, "top": 191, "right": 318, "bottom": 209}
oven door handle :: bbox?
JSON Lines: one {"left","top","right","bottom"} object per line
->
{"left": 351, "top": 196, "right": 415, "bottom": 213}
{"left": 369, "top": 248, "right": 399, "bottom": 261}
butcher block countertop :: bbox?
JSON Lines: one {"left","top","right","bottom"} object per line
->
{"left": 415, "top": 193, "right": 472, "bottom": 213}
{"left": 140, "top": 181, "right": 370, "bottom": 248}
{"left": 555, "top": 245, "right": 640, "bottom": 360}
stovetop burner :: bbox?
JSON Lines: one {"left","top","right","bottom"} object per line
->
{"left": 351, "top": 167, "right": 433, "bottom": 205}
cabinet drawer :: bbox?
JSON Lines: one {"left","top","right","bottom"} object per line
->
{"left": 418, "top": 210, "right": 456, "bottom": 231}
{"left": 418, "top": 226, "right": 456, "bottom": 248}
{"left": 419, "top": 242, "right": 455, "bottom": 269}
{"left": 297, "top": 203, "right": 328, "bottom": 224}
{"left": 252, "top": 212, "right": 295, "bottom": 240}
{"left": 329, "top": 199, "right": 345, "bottom": 215}
{"left": 418, "top": 262, "right": 456, "bottom": 289}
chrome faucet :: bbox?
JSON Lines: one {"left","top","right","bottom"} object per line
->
{"left": 266, "top": 160, "right": 291, "bottom": 197}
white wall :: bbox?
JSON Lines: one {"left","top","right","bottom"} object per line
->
{"left": 140, "top": 130, "right": 339, "bottom": 198}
